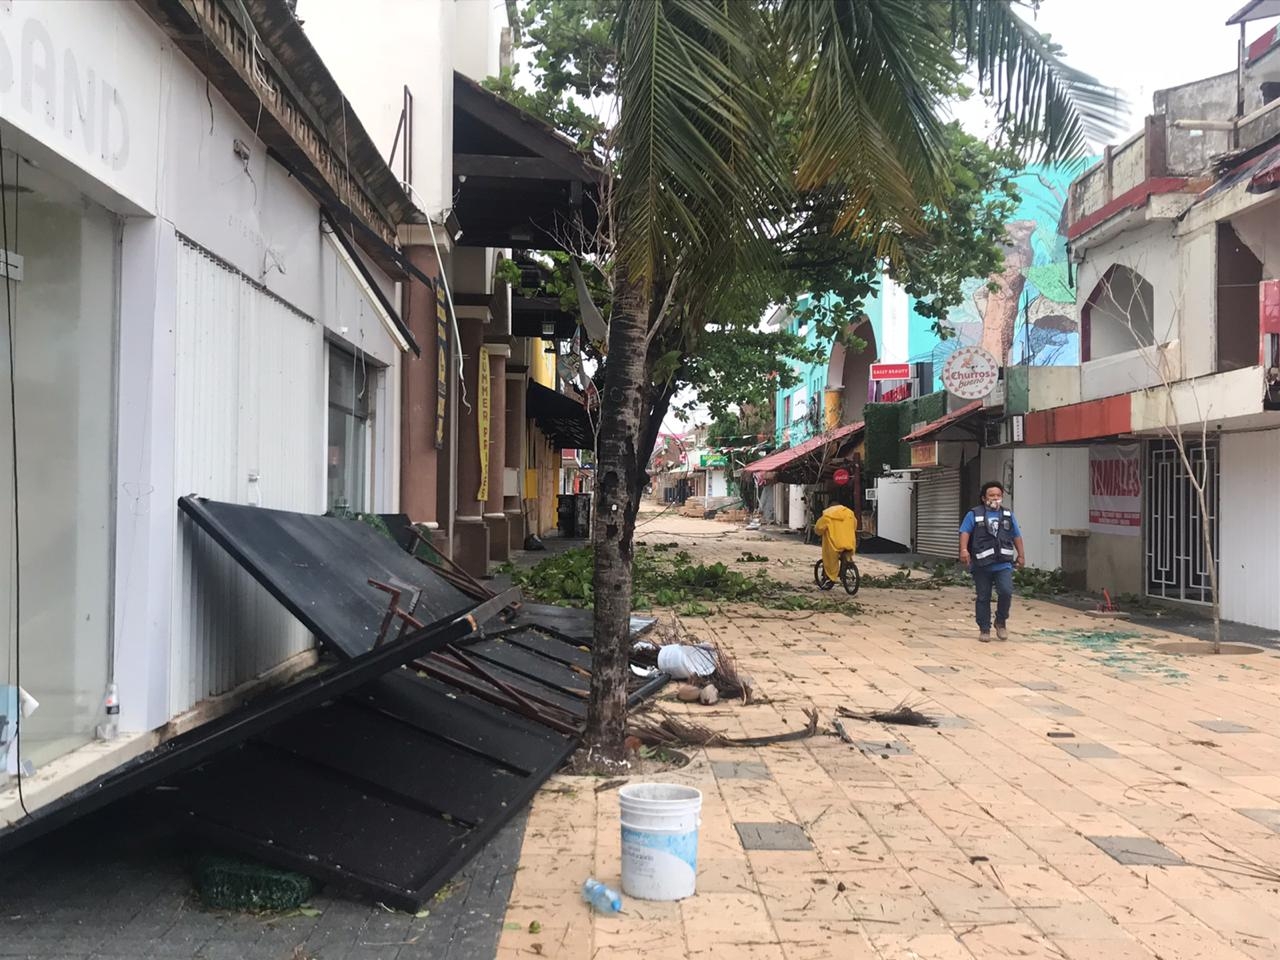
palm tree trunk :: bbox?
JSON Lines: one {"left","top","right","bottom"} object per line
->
{"left": 585, "top": 273, "right": 650, "bottom": 766}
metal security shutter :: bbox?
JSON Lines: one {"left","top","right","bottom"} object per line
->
{"left": 915, "top": 467, "right": 961, "bottom": 558}
{"left": 171, "top": 237, "right": 324, "bottom": 715}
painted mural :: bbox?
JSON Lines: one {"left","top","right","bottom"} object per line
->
{"left": 772, "top": 162, "right": 1091, "bottom": 446}
{"left": 858, "top": 161, "right": 1090, "bottom": 373}
{"left": 933, "top": 162, "right": 1090, "bottom": 368}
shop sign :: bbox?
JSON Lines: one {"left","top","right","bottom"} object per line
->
{"left": 871, "top": 363, "right": 911, "bottom": 381}
{"left": 832, "top": 467, "right": 851, "bottom": 486}
{"left": 1088, "top": 444, "right": 1141, "bottom": 536}
{"left": 941, "top": 346, "right": 999, "bottom": 399}
{"left": 0, "top": 4, "right": 160, "bottom": 211}
{"left": 910, "top": 441, "right": 938, "bottom": 468}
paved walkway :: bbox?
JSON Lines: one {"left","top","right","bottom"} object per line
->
{"left": 496, "top": 515, "right": 1280, "bottom": 960}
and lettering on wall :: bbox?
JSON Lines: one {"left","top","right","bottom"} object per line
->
{"left": 0, "top": 6, "right": 147, "bottom": 200}
{"left": 1088, "top": 444, "right": 1141, "bottom": 536}
{"left": 435, "top": 284, "right": 447, "bottom": 449}
{"left": 477, "top": 346, "right": 491, "bottom": 501}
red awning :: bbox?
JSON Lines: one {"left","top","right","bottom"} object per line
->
{"left": 902, "top": 400, "right": 987, "bottom": 443}
{"left": 741, "top": 421, "right": 864, "bottom": 483}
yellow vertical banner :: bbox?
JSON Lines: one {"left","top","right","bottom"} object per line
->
{"left": 435, "top": 286, "right": 448, "bottom": 449}
{"left": 477, "top": 347, "right": 491, "bottom": 501}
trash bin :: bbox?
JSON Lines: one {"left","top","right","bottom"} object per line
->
{"left": 573, "top": 493, "right": 592, "bottom": 538}
{"left": 557, "top": 495, "right": 576, "bottom": 537}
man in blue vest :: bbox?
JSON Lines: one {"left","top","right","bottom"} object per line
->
{"left": 958, "top": 481, "right": 1025, "bottom": 642}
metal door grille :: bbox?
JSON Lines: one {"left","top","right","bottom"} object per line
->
{"left": 1146, "top": 440, "right": 1219, "bottom": 603}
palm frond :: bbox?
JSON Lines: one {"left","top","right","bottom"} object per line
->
{"left": 779, "top": 0, "right": 958, "bottom": 245}
{"left": 953, "top": 0, "right": 1129, "bottom": 161}
{"left": 613, "top": 0, "right": 787, "bottom": 297}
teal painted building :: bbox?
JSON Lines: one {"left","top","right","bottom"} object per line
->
{"left": 772, "top": 162, "right": 1090, "bottom": 446}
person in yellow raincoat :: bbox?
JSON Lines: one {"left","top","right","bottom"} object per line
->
{"left": 815, "top": 503, "right": 857, "bottom": 582}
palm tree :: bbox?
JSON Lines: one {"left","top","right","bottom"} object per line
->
{"left": 585, "top": 0, "right": 1126, "bottom": 766}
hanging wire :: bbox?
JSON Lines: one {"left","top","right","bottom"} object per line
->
{"left": 0, "top": 135, "right": 30, "bottom": 818}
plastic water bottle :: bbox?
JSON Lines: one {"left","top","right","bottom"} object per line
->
{"left": 96, "top": 683, "right": 119, "bottom": 741}
{"left": 581, "top": 878, "right": 622, "bottom": 914}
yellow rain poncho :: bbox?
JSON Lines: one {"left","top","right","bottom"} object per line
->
{"left": 815, "top": 504, "right": 857, "bottom": 581}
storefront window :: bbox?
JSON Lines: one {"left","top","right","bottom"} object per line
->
{"left": 0, "top": 148, "right": 117, "bottom": 780}
{"left": 327, "top": 345, "right": 373, "bottom": 515}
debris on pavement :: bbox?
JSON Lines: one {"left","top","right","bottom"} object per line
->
{"left": 837, "top": 701, "right": 939, "bottom": 728}
{"left": 629, "top": 707, "right": 819, "bottom": 748}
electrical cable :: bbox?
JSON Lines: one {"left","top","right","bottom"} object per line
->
{"left": 398, "top": 179, "right": 470, "bottom": 411}
{"left": 0, "top": 131, "right": 30, "bottom": 818}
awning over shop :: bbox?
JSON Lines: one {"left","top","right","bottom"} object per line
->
{"left": 902, "top": 400, "right": 989, "bottom": 442}
{"left": 741, "top": 421, "right": 864, "bottom": 485}
{"left": 527, "top": 379, "right": 595, "bottom": 451}
{"left": 452, "top": 73, "right": 601, "bottom": 250}
{"left": 1228, "top": 0, "right": 1280, "bottom": 24}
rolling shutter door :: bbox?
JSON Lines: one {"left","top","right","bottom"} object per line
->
{"left": 915, "top": 467, "right": 961, "bottom": 559}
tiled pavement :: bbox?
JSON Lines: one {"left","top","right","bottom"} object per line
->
{"left": 2, "top": 514, "right": 1279, "bottom": 960}
{"left": 496, "top": 520, "right": 1280, "bottom": 960}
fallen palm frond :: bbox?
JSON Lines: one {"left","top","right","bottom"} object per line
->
{"left": 628, "top": 708, "right": 818, "bottom": 748}
{"left": 703, "top": 636, "right": 754, "bottom": 704}
{"left": 837, "top": 700, "right": 938, "bottom": 728}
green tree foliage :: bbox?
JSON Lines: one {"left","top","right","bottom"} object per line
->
{"left": 488, "top": 2, "right": 1029, "bottom": 430}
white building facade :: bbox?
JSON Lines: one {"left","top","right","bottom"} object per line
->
{"left": 1017, "top": 5, "right": 1280, "bottom": 629}
{"left": 0, "top": 0, "right": 417, "bottom": 819}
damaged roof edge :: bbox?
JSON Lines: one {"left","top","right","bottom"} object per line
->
{"left": 245, "top": 0, "right": 424, "bottom": 224}
{"left": 133, "top": 0, "right": 421, "bottom": 279}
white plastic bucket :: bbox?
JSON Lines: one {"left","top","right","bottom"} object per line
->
{"left": 618, "top": 782, "right": 703, "bottom": 901}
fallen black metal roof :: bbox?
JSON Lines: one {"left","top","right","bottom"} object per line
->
{"left": 4, "top": 500, "right": 666, "bottom": 909}
{"left": 0, "top": 590, "right": 511, "bottom": 855}
{"left": 178, "top": 497, "right": 478, "bottom": 659}
{"left": 167, "top": 670, "right": 575, "bottom": 910}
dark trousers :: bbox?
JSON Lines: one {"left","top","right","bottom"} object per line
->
{"left": 972, "top": 566, "right": 1013, "bottom": 632}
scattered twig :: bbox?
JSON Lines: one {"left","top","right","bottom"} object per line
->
{"left": 628, "top": 708, "right": 819, "bottom": 748}
{"left": 832, "top": 718, "right": 855, "bottom": 743}
{"left": 837, "top": 700, "right": 938, "bottom": 728}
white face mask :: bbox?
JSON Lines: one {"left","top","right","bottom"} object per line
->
{"left": 985, "top": 496, "right": 1002, "bottom": 510}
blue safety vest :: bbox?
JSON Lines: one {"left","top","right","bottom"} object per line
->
{"left": 968, "top": 506, "right": 1016, "bottom": 568}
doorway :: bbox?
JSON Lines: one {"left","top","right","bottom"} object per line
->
{"left": 1146, "top": 439, "right": 1219, "bottom": 604}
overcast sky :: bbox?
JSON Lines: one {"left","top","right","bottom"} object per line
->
{"left": 955, "top": 0, "right": 1273, "bottom": 141}
{"left": 661, "top": 0, "right": 1280, "bottom": 437}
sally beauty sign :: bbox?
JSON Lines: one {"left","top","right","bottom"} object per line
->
{"left": 0, "top": 3, "right": 159, "bottom": 212}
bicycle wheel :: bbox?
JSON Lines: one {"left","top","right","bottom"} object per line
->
{"left": 840, "top": 559, "right": 860, "bottom": 596}
{"left": 813, "top": 559, "right": 835, "bottom": 591}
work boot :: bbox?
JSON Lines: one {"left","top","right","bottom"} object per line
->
{"left": 978, "top": 631, "right": 992, "bottom": 643}
{"left": 995, "top": 624, "right": 1008, "bottom": 641}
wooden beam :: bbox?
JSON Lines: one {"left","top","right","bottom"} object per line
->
{"left": 455, "top": 154, "right": 576, "bottom": 180}
{"left": 453, "top": 75, "right": 597, "bottom": 182}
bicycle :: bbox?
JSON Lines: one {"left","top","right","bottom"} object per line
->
{"left": 813, "top": 550, "right": 860, "bottom": 596}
